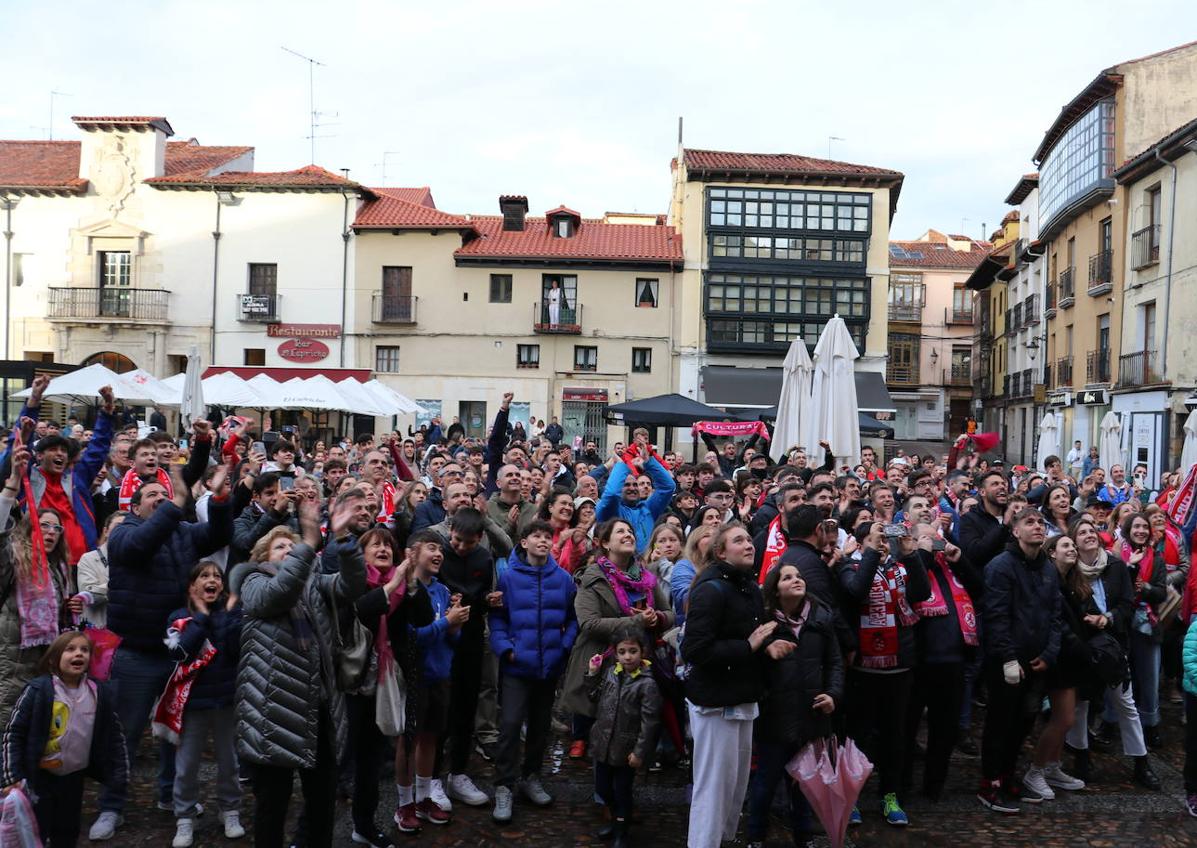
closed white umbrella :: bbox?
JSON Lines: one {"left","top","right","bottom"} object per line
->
{"left": 809, "top": 315, "right": 861, "bottom": 469}
{"left": 1036, "top": 412, "right": 1061, "bottom": 472}
{"left": 1180, "top": 409, "right": 1197, "bottom": 475}
{"left": 770, "top": 338, "right": 814, "bottom": 462}
{"left": 1098, "top": 411, "right": 1123, "bottom": 475}
{"left": 180, "top": 346, "right": 205, "bottom": 432}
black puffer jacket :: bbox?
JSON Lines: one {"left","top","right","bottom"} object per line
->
{"left": 681, "top": 561, "right": 765, "bottom": 708}
{"left": 982, "top": 542, "right": 1062, "bottom": 666}
{"left": 756, "top": 600, "right": 844, "bottom": 748}
{"left": 587, "top": 664, "right": 661, "bottom": 766}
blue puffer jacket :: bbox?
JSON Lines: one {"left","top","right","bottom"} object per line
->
{"left": 1183, "top": 615, "right": 1197, "bottom": 696}
{"left": 411, "top": 487, "right": 445, "bottom": 533}
{"left": 107, "top": 499, "right": 234, "bottom": 656}
{"left": 413, "top": 578, "right": 459, "bottom": 682}
{"left": 490, "top": 549, "right": 578, "bottom": 680}
{"left": 595, "top": 457, "right": 675, "bottom": 555}
{"left": 165, "top": 605, "right": 243, "bottom": 711}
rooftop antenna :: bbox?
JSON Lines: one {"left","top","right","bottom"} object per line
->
{"left": 677, "top": 116, "right": 684, "bottom": 145}
{"left": 281, "top": 46, "right": 333, "bottom": 163}
{"left": 49, "top": 90, "right": 71, "bottom": 140}
{"left": 828, "top": 136, "right": 845, "bottom": 158}
{"left": 960, "top": 217, "right": 970, "bottom": 237}
{"left": 373, "top": 151, "right": 401, "bottom": 184}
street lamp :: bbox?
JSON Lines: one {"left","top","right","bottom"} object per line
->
{"left": 2, "top": 194, "right": 19, "bottom": 362}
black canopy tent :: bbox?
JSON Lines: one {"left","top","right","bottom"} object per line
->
{"left": 604, "top": 393, "right": 731, "bottom": 451}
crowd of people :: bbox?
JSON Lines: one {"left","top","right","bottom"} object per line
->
{"left": 0, "top": 374, "right": 1195, "bottom": 848}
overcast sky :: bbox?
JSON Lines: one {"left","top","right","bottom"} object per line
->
{"left": 4, "top": 0, "right": 1195, "bottom": 240}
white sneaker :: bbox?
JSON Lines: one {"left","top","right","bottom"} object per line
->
{"left": 88, "top": 812, "right": 123, "bottom": 841}
{"left": 172, "top": 818, "right": 194, "bottom": 848}
{"left": 1043, "top": 761, "right": 1085, "bottom": 791}
{"left": 1022, "top": 766, "right": 1055, "bottom": 801}
{"left": 447, "top": 773, "right": 489, "bottom": 806}
{"left": 492, "top": 786, "right": 513, "bottom": 823}
{"left": 220, "top": 809, "right": 246, "bottom": 839}
{"left": 429, "top": 778, "right": 452, "bottom": 812}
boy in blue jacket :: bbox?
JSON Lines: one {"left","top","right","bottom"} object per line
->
{"left": 489, "top": 520, "right": 578, "bottom": 823}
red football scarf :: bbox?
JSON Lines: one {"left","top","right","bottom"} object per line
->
{"left": 858, "top": 563, "right": 918, "bottom": 670}
{"left": 118, "top": 467, "right": 172, "bottom": 512}
{"left": 151, "top": 616, "right": 217, "bottom": 745}
{"left": 377, "top": 481, "right": 396, "bottom": 525}
{"left": 757, "top": 514, "right": 788, "bottom": 585}
{"left": 913, "top": 553, "right": 979, "bottom": 647}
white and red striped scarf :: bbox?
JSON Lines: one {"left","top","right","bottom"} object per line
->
{"left": 858, "top": 562, "right": 918, "bottom": 670}
{"left": 756, "top": 514, "right": 788, "bottom": 585}
{"left": 118, "top": 467, "right": 172, "bottom": 512}
{"left": 377, "top": 481, "right": 396, "bottom": 526}
{"left": 151, "top": 616, "right": 217, "bottom": 745}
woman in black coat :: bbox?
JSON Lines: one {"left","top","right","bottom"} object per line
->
{"left": 746, "top": 562, "right": 843, "bottom": 848}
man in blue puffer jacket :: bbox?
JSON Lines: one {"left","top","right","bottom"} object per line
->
{"left": 88, "top": 463, "right": 234, "bottom": 841}
{"left": 596, "top": 445, "right": 675, "bottom": 555}
{"left": 489, "top": 519, "right": 578, "bottom": 824}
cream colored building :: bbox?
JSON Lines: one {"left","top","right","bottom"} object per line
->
{"left": 1111, "top": 116, "right": 1197, "bottom": 477}
{"left": 667, "top": 148, "right": 903, "bottom": 443}
{"left": 886, "top": 230, "right": 985, "bottom": 442}
{"left": 0, "top": 115, "right": 373, "bottom": 422}
{"left": 349, "top": 192, "right": 681, "bottom": 448}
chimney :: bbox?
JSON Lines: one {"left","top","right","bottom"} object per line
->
{"left": 499, "top": 195, "right": 529, "bottom": 231}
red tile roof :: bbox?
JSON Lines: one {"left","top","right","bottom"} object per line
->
{"left": 0, "top": 139, "right": 252, "bottom": 192}
{"left": 0, "top": 140, "right": 87, "bottom": 192}
{"left": 682, "top": 148, "right": 903, "bottom": 179}
{"left": 889, "top": 240, "right": 989, "bottom": 270}
{"left": 164, "top": 142, "right": 253, "bottom": 177}
{"left": 146, "top": 164, "right": 369, "bottom": 193}
{"left": 354, "top": 189, "right": 474, "bottom": 230}
{"left": 455, "top": 216, "right": 681, "bottom": 265}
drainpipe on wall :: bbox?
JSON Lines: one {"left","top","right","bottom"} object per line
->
{"left": 1153, "top": 147, "right": 1179, "bottom": 379}
{"left": 2, "top": 195, "right": 14, "bottom": 417}
{"left": 339, "top": 188, "right": 351, "bottom": 368}
{"left": 211, "top": 192, "right": 222, "bottom": 366}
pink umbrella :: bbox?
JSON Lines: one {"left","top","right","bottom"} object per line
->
{"left": 787, "top": 736, "right": 873, "bottom": 848}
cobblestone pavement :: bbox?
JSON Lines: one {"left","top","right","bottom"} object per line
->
{"left": 92, "top": 698, "right": 1194, "bottom": 846}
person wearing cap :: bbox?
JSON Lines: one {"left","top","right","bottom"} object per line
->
{"left": 1085, "top": 495, "right": 1116, "bottom": 548}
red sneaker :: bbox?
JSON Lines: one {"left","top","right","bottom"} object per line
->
{"left": 568, "top": 740, "right": 587, "bottom": 759}
{"left": 393, "top": 802, "right": 421, "bottom": 833}
{"left": 415, "top": 798, "right": 450, "bottom": 825}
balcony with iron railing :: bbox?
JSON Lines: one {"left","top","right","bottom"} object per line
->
{"left": 1024, "top": 293, "right": 1039, "bottom": 325}
{"left": 888, "top": 303, "right": 923, "bottom": 322}
{"left": 1010, "top": 372, "right": 1021, "bottom": 397}
{"left": 1132, "top": 225, "right": 1160, "bottom": 270}
{"left": 1118, "top": 350, "right": 1165, "bottom": 386}
{"left": 1022, "top": 368, "right": 1033, "bottom": 397}
{"left": 1043, "top": 361, "right": 1054, "bottom": 390}
{"left": 1058, "top": 267, "right": 1076, "bottom": 308}
{"left": 946, "top": 363, "right": 971, "bottom": 387}
{"left": 1056, "top": 356, "right": 1074, "bottom": 388}
{"left": 372, "top": 294, "right": 418, "bottom": 324}
{"left": 885, "top": 361, "right": 920, "bottom": 386}
{"left": 47, "top": 287, "right": 170, "bottom": 323}
{"left": 946, "top": 305, "right": 974, "bottom": 325}
{"left": 1087, "top": 249, "right": 1113, "bottom": 295}
{"left": 1086, "top": 348, "right": 1111, "bottom": 384}
{"left": 533, "top": 302, "right": 583, "bottom": 334}
{"left": 1045, "top": 279, "right": 1057, "bottom": 317}
{"left": 237, "top": 293, "right": 281, "bottom": 322}
{"left": 1012, "top": 302, "right": 1023, "bottom": 332}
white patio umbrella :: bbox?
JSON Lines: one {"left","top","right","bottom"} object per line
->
{"left": 1180, "top": 409, "right": 1197, "bottom": 475}
{"left": 121, "top": 369, "right": 178, "bottom": 407}
{"left": 180, "top": 346, "right": 205, "bottom": 432}
{"left": 808, "top": 315, "right": 861, "bottom": 469}
{"left": 362, "top": 379, "right": 426, "bottom": 415}
{"left": 201, "top": 371, "right": 261, "bottom": 408}
{"left": 770, "top": 338, "right": 814, "bottom": 462}
{"left": 277, "top": 377, "right": 346, "bottom": 410}
{"left": 1098, "top": 411, "right": 1123, "bottom": 475}
{"left": 1036, "top": 412, "right": 1061, "bottom": 472}
{"left": 327, "top": 376, "right": 389, "bottom": 417}
{"left": 13, "top": 363, "right": 165, "bottom": 407}
{"left": 245, "top": 374, "right": 287, "bottom": 409}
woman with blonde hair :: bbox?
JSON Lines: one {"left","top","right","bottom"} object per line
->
{"left": 670, "top": 524, "right": 717, "bottom": 624}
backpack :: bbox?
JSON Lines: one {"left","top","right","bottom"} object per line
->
{"left": 1086, "top": 631, "right": 1130, "bottom": 687}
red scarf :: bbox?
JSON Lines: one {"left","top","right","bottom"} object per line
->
{"left": 376, "top": 481, "right": 396, "bottom": 525}
{"left": 118, "top": 467, "right": 172, "bottom": 512}
{"left": 857, "top": 562, "right": 917, "bottom": 670}
{"left": 367, "top": 560, "right": 406, "bottom": 679}
{"left": 757, "top": 514, "right": 788, "bottom": 585}
{"left": 1119, "top": 541, "right": 1159, "bottom": 626}
{"left": 913, "top": 553, "right": 978, "bottom": 646}
{"left": 151, "top": 616, "right": 217, "bottom": 745}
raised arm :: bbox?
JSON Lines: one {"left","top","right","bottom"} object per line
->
{"left": 596, "top": 461, "right": 630, "bottom": 522}
{"left": 484, "top": 393, "right": 513, "bottom": 496}
{"left": 643, "top": 454, "right": 676, "bottom": 518}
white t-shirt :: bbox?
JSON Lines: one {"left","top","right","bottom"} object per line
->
{"left": 40, "top": 678, "right": 97, "bottom": 775}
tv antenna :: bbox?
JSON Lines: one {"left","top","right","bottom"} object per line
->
{"left": 281, "top": 47, "right": 336, "bottom": 162}
{"left": 49, "top": 90, "right": 71, "bottom": 140}
{"left": 373, "top": 151, "right": 401, "bottom": 183}
{"left": 827, "top": 135, "right": 845, "bottom": 159}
